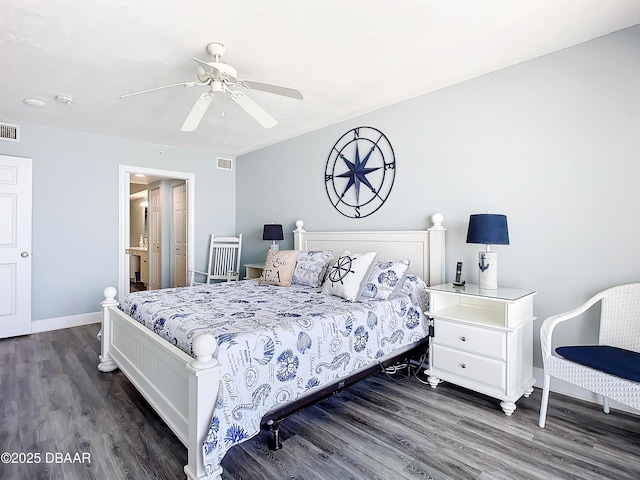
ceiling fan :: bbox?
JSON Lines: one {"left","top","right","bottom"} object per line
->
{"left": 120, "top": 42, "right": 303, "bottom": 131}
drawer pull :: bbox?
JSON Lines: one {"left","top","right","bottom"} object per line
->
{"left": 460, "top": 336, "right": 467, "bottom": 342}
{"left": 460, "top": 363, "right": 467, "bottom": 369}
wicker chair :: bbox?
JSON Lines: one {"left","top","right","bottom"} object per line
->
{"left": 539, "top": 283, "right": 640, "bottom": 428}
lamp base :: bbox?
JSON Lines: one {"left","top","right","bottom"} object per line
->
{"left": 478, "top": 251, "right": 498, "bottom": 290}
{"left": 269, "top": 244, "right": 280, "bottom": 251}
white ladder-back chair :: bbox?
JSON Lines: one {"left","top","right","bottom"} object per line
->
{"left": 539, "top": 283, "right": 640, "bottom": 428}
{"left": 189, "top": 234, "right": 242, "bottom": 286}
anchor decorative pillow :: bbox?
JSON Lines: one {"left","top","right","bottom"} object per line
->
{"left": 321, "top": 250, "right": 377, "bottom": 301}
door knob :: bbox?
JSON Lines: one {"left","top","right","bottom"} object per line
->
{"left": 21, "top": 251, "right": 30, "bottom": 258}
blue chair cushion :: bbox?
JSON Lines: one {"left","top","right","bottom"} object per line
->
{"left": 555, "top": 345, "right": 640, "bottom": 383}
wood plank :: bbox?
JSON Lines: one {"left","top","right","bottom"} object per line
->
{"left": 1, "top": 324, "right": 639, "bottom": 480}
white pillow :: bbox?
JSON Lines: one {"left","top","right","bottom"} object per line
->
{"left": 322, "top": 251, "right": 377, "bottom": 301}
{"left": 361, "top": 259, "right": 411, "bottom": 300}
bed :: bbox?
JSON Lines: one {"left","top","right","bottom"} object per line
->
{"left": 98, "top": 214, "right": 446, "bottom": 480}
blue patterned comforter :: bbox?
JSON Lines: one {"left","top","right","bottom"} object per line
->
{"left": 119, "top": 275, "right": 429, "bottom": 473}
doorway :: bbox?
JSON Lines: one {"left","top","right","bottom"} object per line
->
{"left": 173, "top": 182, "right": 188, "bottom": 288}
{"left": 0, "top": 155, "right": 32, "bottom": 339}
{"left": 119, "top": 165, "right": 194, "bottom": 298}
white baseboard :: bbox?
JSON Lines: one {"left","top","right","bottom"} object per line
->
{"left": 31, "top": 311, "right": 101, "bottom": 334}
{"left": 533, "top": 367, "right": 638, "bottom": 416}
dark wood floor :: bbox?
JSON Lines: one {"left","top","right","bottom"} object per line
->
{"left": 1, "top": 324, "right": 638, "bottom": 480}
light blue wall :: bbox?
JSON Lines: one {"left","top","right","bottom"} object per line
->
{"left": 237, "top": 25, "right": 640, "bottom": 367}
{"left": 0, "top": 124, "right": 235, "bottom": 320}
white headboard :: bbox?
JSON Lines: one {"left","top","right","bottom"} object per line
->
{"left": 293, "top": 213, "right": 446, "bottom": 287}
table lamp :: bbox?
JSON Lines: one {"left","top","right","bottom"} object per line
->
{"left": 466, "top": 214, "right": 509, "bottom": 289}
{"left": 262, "top": 224, "right": 284, "bottom": 251}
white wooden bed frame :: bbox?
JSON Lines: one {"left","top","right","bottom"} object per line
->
{"left": 98, "top": 214, "right": 446, "bottom": 479}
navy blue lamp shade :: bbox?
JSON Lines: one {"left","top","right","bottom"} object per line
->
{"left": 262, "top": 224, "right": 284, "bottom": 243}
{"left": 466, "top": 214, "right": 509, "bottom": 246}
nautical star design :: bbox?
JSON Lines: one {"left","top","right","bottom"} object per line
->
{"left": 325, "top": 126, "right": 396, "bottom": 218}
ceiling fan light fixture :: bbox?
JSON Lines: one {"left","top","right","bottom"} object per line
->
{"left": 211, "top": 81, "right": 225, "bottom": 93}
{"left": 121, "top": 41, "right": 302, "bottom": 132}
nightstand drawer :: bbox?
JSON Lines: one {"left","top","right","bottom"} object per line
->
{"left": 432, "top": 345, "right": 505, "bottom": 390}
{"left": 434, "top": 320, "right": 506, "bottom": 360}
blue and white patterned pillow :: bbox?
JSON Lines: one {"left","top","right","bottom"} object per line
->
{"left": 361, "top": 259, "right": 410, "bottom": 300}
{"left": 291, "top": 250, "right": 334, "bottom": 288}
{"left": 321, "top": 250, "right": 377, "bottom": 302}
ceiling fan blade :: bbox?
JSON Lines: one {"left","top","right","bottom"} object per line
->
{"left": 120, "top": 82, "right": 201, "bottom": 99}
{"left": 193, "top": 57, "right": 223, "bottom": 77}
{"left": 240, "top": 80, "right": 303, "bottom": 100}
{"left": 180, "top": 93, "right": 213, "bottom": 132}
{"left": 230, "top": 92, "right": 277, "bottom": 129}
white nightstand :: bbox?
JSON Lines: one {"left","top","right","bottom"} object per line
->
{"left": 244, "top": 263, "right": 264, "bottom": 280}
{"left": 425, "top": 283, "right": 537, "bottom": 415}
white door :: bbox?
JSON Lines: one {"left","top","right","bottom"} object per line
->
{"left": 0, "top": 155, "right": 32, "bottom": 338}
{"left": 173, "top": 183, "right": 187, "bottom": 287}
{"left": 150, "top": 186, "right": 162, "bottom": 290}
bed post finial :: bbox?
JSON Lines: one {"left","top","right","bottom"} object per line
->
{"left": 430, "top": 213, "right": 444, "bottom": 229}
{"left": 192, "top": 333, "right": 218, "bottom": 367}
{"left": 103, "top": 286, "right": 117, "bottom": 303}
{"left": 294, "top": 220, "right": 305, "bottom": 232}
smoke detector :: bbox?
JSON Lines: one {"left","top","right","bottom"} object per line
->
{"left": 55, "top": 95, "right": 73, "bottom": 104}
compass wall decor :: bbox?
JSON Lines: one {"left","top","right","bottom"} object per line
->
{"left": 324, "top": 126, "right": 396, "bottom": 218}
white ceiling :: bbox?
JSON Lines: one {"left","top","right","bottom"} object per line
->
{"left": 2, "top": 1, "right": 639, "bottom": 157}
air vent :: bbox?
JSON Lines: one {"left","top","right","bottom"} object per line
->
{"left": 217, "top": 157, "right": 233, "bottom": 171}
{"left": 0, "top": 123, "right": 20, "bottom": 142}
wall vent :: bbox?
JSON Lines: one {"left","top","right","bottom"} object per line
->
{"left": 217, "top": 157, "right": 233, "bottom": 171}
{"left": 0, "top": 123, "right": 20, "bottom": 142}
